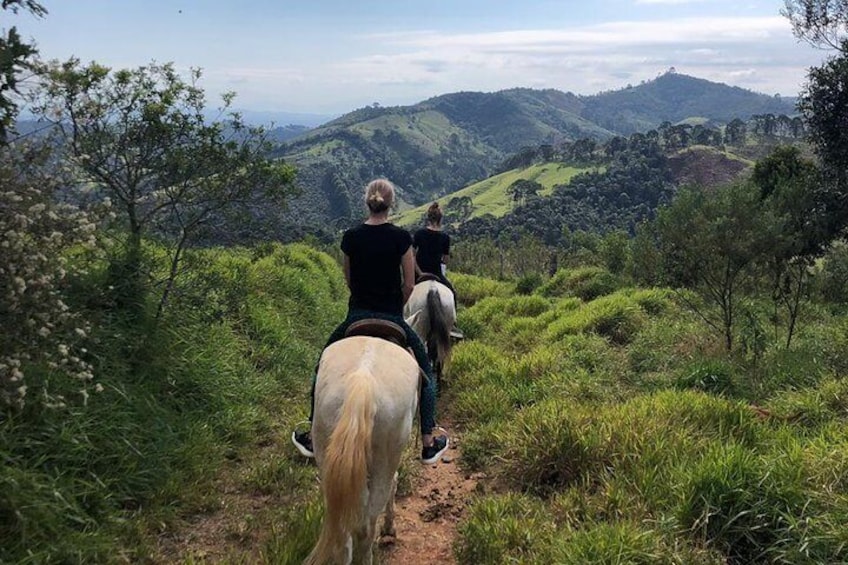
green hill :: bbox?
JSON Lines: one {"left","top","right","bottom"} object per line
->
{"left": 394, "top": 162, "right": 598, "bottom": 227}
{"left": 580, "top": 71, "right": 796, "bottom": 135}
{"left": 274, "top": 73, "right": 797, "bottom": 231}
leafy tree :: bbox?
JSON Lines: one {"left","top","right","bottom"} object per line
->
{"left": 782, "top": 0, "right": 848, "bottom": 50}
{"left": 507, "top": 178, "right": 542, "bottom": 207}
{"left": 797, "top": 47, "right": 848, "bottom": 235}
{"left": 0, "top": 0, "right": 47, "bottom": 142}
{"left": 752, "top": 146, "right": 822, "bottom": 347}
{"left": 445, "top": 195, "right": 473, "bottom": 224}
{"left": 599, "top": 230, "right": 629, "bottom": 275}
{"left": 724, "top": 118, "right": 747, "bottom": 145}
{"left": 655, "top": 183, "right": 780, "bottom": 351}
{"left": 32, "top": 59, "right": 297, "bottom": 317}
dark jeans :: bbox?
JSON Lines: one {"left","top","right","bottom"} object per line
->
{"left": 308, "top": 309, "right": 437, "bottom": 435}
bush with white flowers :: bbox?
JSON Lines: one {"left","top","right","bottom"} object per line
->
{"left": 0, "top": 142, "right": 102, "bottom": 408}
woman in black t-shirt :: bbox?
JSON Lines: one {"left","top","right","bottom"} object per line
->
{"left": 413, "top": 202, "right": 455, "bottom": 296}
{"left": 293, "top": 179, "right": 449, "bottom": 464}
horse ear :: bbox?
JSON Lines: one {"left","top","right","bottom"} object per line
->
{"left": 405, "top": 310, "right": 421, "bottom": 327}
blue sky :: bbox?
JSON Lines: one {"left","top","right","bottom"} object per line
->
{"left": 12, "top": 0, "right": 827, "bottom": 115}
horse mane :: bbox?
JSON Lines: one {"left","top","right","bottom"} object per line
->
{"left": 426, "top": 286, "right": 452, "bottom": 371}
{"left": 305, "top": 370, "right": 375, "bottom": 565}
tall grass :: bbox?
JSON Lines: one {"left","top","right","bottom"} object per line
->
{"left": 0, "top": 242, "right": 346, "bottom": 563}
{"left": 448, "top": 266, "right": 848, "bottom": 564}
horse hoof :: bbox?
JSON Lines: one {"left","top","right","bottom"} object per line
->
{"left": 378, "top": 534, "right": 397, "bottom": 547}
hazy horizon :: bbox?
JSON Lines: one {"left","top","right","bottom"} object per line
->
{"left": 13, "top": 1, "right": 826, "bottom": 115}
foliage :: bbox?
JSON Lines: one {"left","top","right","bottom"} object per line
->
{"left": 816, "top": 242, "right": 848, "bottom": 305}
{"left": 654, "top": 183, "right": 781, "bottom": 350}
{"left": 677, "top": 443, "right": 808, "bottom": 563}
{"left": 515, "top": 272, "right": 543, "bottom": 294}
{"left": 450, "top": 234, "right": 556, "bottom": 280}
{"left": 0, "top": 141, "right": 103, "bottom": 408}
{"left": 676, "top": 359, "right": 736, "bottom": 396}
{"left": 537, "top": 266, "right": 622, "bottom": 301}
{"left": 546, "top": 292, "right": 647, "bottom": 345}
{"left": 0, "top": 243, "right": 345, "bottom": 563}
{"left": 783, "top": 0, "right": 848, "bottom": 51}
{"left": 451, "top": 272, "right": 515, "bottom": 306}
{"left": 0, "top": 0, "right": 46, "bottom": 141}
{"left": 31, "top": 59, "right": 297, "bottom": 317}
{"left": 798, "top": 45, "right": 848, "bottom": 237}
{"left": 455, "top": 493, "right": 555, "bottom": 564}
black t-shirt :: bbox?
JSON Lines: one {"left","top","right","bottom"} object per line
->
{"left": 413, "top": 228, "right": 450, "bottom": 277}
{"left": 341, "top": 223, "right": 412, "bottom": 316}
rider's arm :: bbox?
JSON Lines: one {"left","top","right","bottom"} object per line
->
{"left": 401, "top": 248, "right": 415, "bottom": 304}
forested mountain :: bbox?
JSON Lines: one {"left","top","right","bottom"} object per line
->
{"left": 274, "top": 72, "right": 797, "bottom": 230}
{"left": 398, "top": 116, "right": 806, "bottom": 244}
{"left": 580, "top": 71, "right": 795, "bottom": 135}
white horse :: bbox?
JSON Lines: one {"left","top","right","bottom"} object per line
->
{"left": 403, "top": 279, "right": 456, "bottom": 386}
{"left": 304, "top": 335, "right": 420, "bottom": 565}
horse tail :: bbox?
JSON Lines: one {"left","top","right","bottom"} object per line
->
{"left": 305, "top": 370, "right": 375, "bottom": 565}
{"left": 427, "top": 286, "right": 452, "bottom": 371}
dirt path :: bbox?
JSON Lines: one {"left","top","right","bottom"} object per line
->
{"left": 379, "top": 432, "right": 480, "bottom": 565}
{"left": 152, "top": 424, "right": 479, "bottom": 564}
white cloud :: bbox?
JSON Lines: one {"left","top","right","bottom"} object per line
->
{"left": 635, "top": 0, "right": 708, "bottom": 4}
{"left": 205, "top": 15, "right": 822, "bottom": 111}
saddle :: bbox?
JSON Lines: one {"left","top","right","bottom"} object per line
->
{"left": 344, "top": 318, "right": 430, "bottom": 394}
{"left": 345, "top": 318, "right": 407, "bottom": 348}
{"left": 416, "top": 273, "right": 441, "bottom": 283}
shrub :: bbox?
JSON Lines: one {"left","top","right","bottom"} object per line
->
{"left": 459, "top": 295, "right": 551, "bottom": 340}
{"left": 498, "top": 400, "right": 607, "bottom": 493}
{"left": 547, "top": 293, "right": 646, "bottom": 344}
{"left": 537, "top": 266, "right": 622, "bottom": 301}
{"left": 625, "top": 288, "right": 674, "bottom": 315}
{"left": 515, "top": 272, "right": 543, "bottom": 295}
{"left": 455, "top": 493, "right": 555, "bottom": 564}
{"left": 766, "top": 378, "right": 848, "bottom": 428}
{"left": 451, "top": 272, "right": 513, "bottom": 306}
{"left": 676, "top": 443, "right": 808, "bottom": 564}
{"left": 0, "top": 142, "right": 104, "bottom": 408}
{"left": 676, "top": 359, "right": 736, "bottom": 396}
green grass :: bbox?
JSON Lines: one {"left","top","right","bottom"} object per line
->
{"left": 9, "top": 241, "right": 848, "bottom": 564}
{"left": 0, "top": 242, "right": 346, "bottom": 563}
{"left": 448, "top": 269, "right": 848, "bottom": 564}
{"left": 394, "top": 162, "right": 598, "bottom": 226}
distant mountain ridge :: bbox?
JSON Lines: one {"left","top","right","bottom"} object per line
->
{"left": 273, "top": 72, "right": 797, "bottom": 229}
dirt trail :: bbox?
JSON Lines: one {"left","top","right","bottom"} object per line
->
{"left": 153, "top": 425, "right": 479, "bottom": 564}
{"left": 380, "top": 433, "right": 480, "bottom": 565}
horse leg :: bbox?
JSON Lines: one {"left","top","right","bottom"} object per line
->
{"left": 380, "top": 472, "right": 398, "bottom": 538}
{"left": 352, "top": 521, "right": 375, "bottom": 565}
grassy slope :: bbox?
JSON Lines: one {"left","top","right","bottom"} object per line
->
{"left": 284, "top": 109, "right": 494, "bottom": 165}
{"left": 394, "top": 163, "right": 600, "bottom": 227}
{"left": 12, "top": 241, "right": 848, "bottom": 563}
{"left": 447, "top": 268, "right": 848, "bottom": 564}
{"left": 0, "top": 242, "right": 347, "bottom": 563}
